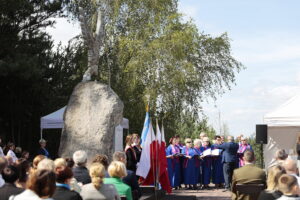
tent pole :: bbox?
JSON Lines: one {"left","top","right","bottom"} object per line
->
{"left": 40, "top": 129, "right": 43, "bottom": 140}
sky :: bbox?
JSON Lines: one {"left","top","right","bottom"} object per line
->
{"left": 47, "top": 0, "right": 300, "bottom": 137}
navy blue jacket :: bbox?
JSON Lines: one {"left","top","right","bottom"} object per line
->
{"left": 215, "top": 142, "right": 239, "bottom": 163}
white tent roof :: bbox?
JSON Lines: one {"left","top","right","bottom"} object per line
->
{"left": 41, "top": 106, "right": 129, "bottom": 129}
{"left": 264, "top": 94, "right": 300, "bottom": 126}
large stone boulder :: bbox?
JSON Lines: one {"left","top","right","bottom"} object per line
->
{"left": 59, "top": 82, "right": 123, "bottom": 162}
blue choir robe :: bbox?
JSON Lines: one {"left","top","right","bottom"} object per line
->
{"left": 166, "top": 144, "right": 181, "bottom": 187}
{"left": 194, "top": 147, "right": 202, "bottom": 184}
{"left": 181, "top": 147, "right": 197, "bottom": 185}
{"left": 200, "top": 146, "right": 212, "bottom": 185}
{"left": 177, "top": 144, "right": 185, "bottom": 184}
{"left": 211, "top": 144, "right": 224, "bottom": 184}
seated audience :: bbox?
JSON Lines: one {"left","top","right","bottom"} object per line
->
{"left": 113, "top": 151, "right": 141, "bottom": 200}
{"left": 15, "top": 147, "right": 22, "bottom": 159}
{"left": 0, "top": 156, "right": 7, "bottom": 187}
{"left": 11, "top": 169, "right": 56, "bottom": 200}
{"left": 80, "top": 163, "right": 120, "bottom": 200}
{"left": 32, "top": 155, "right": 46, "bottom": 170}
{"left": 73, "top": 150, "right": 91, "bottom": 185}
{"left": 283, "top": 159, "right": 300, "bottom": 186}
{"left": 0, "top": 165, "right": 24, "bottom": 200}
{"left": 64, "top": 157, "right": 81, "bottom": 193}
{"left": 37, "top": 158, "right": 55, "bottom": 171}
{"left": 5, "top": 143, "right": 18, "bottom": 163}
{"left": 92, "top": 154, "right": 109, "bottom": 177}
{"left": 15, "top": 158, "right": 30, "bottom": 188}
{"left": 277, "top": 174, "right": 300, "bottom": 200}
{"left": 0, "top": 137, "right": 4, "bottom": 157}
{"left": 21, "top": 151, "right": 30, "bottom": 160}
{"left": 52, "top": 166, "right": 82, "bottom": 200}
{"left": 268, "top": 149, "right": 288, "bottom": 169}
{"left": 231, "top": 150, "right": 266, "bottom": 200}
{"left": 104, "top": 161, "right": 133, "bottom": 200}
{"left": 258, "top": 165, "right": 285, "bottom": 200}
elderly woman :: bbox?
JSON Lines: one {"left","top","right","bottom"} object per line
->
{"left": 277, "top": 174, "right": 300, "bottom": 200}
{"left": 181, "top": 138, "right": 197, "bottom": 189}
{"left": 166, "top": 136, "right": 181, "bottom": 190}
{"left": 193, "top": 139, "right": 202, "bottom": 187}
{"left": 104, "top": 161, "right": 132, "bottom": 200}
{"left": 200, "top": 137, "right": 212, "bottom": 189}
{"left": 72, "top": 150, "right": 91, "bottom": 185}
{"left": 12, "top": 169, "right": 56, "bottom": 200}
{"left": 52, "top": 166, "right": 82, "bottom": 200}
{"left": 237, "top": 137, "right": 252, "bottom": 167}
{"left": 81, "top": 163, "right": 120, "bottom": 200}
{"left": 258, "top": 165, "right": 285, "bottom": 200}
{"left": 37, "top": 139, "right": 50, "bottom": 158}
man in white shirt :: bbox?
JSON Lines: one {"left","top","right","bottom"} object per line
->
{"left": 283, "top": 159, "right": 300, "bottom": 186}
{"left": 0, "top": 157, "right": 8, "bottom": 187}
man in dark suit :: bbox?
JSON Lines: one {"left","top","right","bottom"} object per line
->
{"left": 113, "top": 151, "right": 142, "bottom": 200}
{"left": 0, "top": 165, "right": 24, "bottom": 200}
{"left": 231, "top": 150, "right": 266, "bottom": 200}
{"left": 215, "top": 135, "right": 239, "bottom": 191}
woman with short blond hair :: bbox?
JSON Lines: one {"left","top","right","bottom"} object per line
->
{"left": 258, "top": 165, "right": 286, "bottom": 200}
{"left": 104, "top": 161, "right": 132, "bottom": 200}
{"left": 80, "top": 163, "right": 120, "bottom": 200}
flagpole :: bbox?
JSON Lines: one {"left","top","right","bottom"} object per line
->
{"left": 156, "top": 119, "right": 159, "bottom": 193}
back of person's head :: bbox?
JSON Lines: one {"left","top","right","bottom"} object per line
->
{"left": 275, "top": 149, "right": 288, "bottom": 161}
{"left": 73, "top": 150, "right": 87, "bottom": 166}
{"left": 227, "top": 136, "right": 234, "bottom": 142}
{"left": 283, "top": 159, "right": 297, "bottom": 174}
{"left": 278, "top": 174, "right": 299, "bottom": 195}
{"left": 27, "top": 169, "right": 56, "bottom": 198}
{"left": 113, "top": 151, "right": 126, "bottom": 163}
{"left": 37, "top": 158, "right": 55, "bottom": 171}
{"left": 0, "top": 156, "right": 7, "bottom": 172}
{"left": 89, "top": 163, "right": 105, "bottom": 189}
{"left": 54, "top": 158, "right": 67, "bottom": 169}
{"left": 55, "top": 166, "right": 73, "bottom": 184}
{"left": 2, "top": 165, "right": 19, "bottom": 183}
{"left": 267, "top": 165, "right": 286, "bottom": 190}
{"left": 108, "top": 161, "right": 127, "bottom": 178}
{"left": 15, "top": 158, "right": 30, "bottom": 183}
{"left": 92, "top": 154, "right": 109, "bottom": 169}
{"left": 15, "top": 146, "right": 22, "bottom": 153}
{"left": 65, "top": 157, "right": 75, "bottom": 168}
{"left": 243, "top": 150, "right": 255, "bottom": 163}
{"left": 125, "top": 134, "right": 133, "bottom": 146}
{"left": 33, "top": 155, "right": 46, "bottom": 169}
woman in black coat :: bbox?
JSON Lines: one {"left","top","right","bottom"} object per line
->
{"left": 52, "top": 166, "right": 82, "bottom": 200}
{"left": 125, "top": 134, "right": 138, "bottom": 172}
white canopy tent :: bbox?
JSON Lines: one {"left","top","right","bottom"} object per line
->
{"left": 263, "top": 94, "right": 300, "bottom": 168}
{"left": 40, "top": 106, "right": 129, "bottom": 151}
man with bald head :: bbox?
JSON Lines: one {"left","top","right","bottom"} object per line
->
{"left": 215, "top": 135, "right": 239, "bottom": 192}
{"left": 283, "top": 159, "right": 300, "bottom": 186}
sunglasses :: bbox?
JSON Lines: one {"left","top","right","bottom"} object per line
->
{"left": 186, "top": 141, "right": 192, "bottom": 143}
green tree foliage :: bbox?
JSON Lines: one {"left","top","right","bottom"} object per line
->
{"left": 0, "top": 0, "right": 66, "bottom": 153}
{"left": 65, "top": 0, "right": 243, "bottom": 139}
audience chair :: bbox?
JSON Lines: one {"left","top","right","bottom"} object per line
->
{"left": 235, "top": 183, "right": 265, "bottom": 200}
{"left": 120, "top": 196, "right": 127, "bottom": 200}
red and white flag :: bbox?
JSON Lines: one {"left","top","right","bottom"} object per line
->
{"left": 156, "top": 123, "right": 172, "bottom": 193}
{"left": 136, "top": 121, "right": 156, "bottom": 179}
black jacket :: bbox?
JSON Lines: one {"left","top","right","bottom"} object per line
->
{"left": 72, "top": 166, "right": 91, "bottom": 185}
{"left": 52, "top": 186, "right": 82, "bottom": 200}
{"left": 0, "top": 183, "right": 24, "bottom": 200}
{"left": 123, "top": 170, "right": 142, "bottom": 200}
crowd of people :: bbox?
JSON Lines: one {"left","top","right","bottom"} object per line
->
{"left": 165, "top": 133, "right": 252, "bottom": 191}
{"left": 2, "top": 133, "right": 300, "bottom": 200}
{"left": 0, "top": 136, "right": 142, "bottom": 200}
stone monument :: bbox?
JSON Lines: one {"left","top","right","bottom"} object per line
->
{"left": 58, "top": 1, "right": 123, "bottom": 161}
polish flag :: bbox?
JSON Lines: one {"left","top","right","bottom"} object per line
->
{"left": 136, "top": 121, "right": 156, "bottom": 179}
{"left": 156, "top": 123, "right": 172, "bottom": 193}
